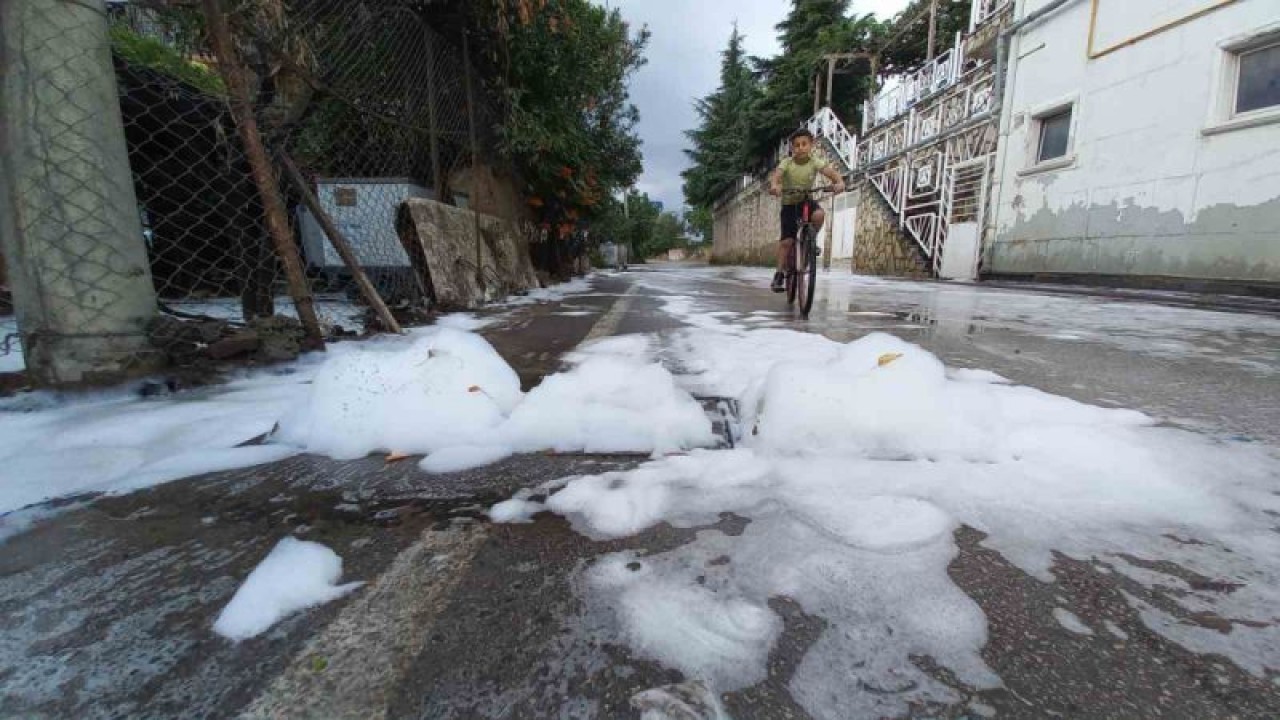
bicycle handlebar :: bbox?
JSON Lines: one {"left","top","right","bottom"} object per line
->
{"left": 779, "top": 187, "right": 841, "bottom": 199}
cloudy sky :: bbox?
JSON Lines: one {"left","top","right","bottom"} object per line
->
{"left": 602, "top": 0, "right": 913, "bottom": 212}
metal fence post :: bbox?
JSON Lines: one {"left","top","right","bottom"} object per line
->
{"left": 200, "top": 0, "right": 324, "bottom": 347}
{"left": 0, "top": 0, "right": 161, "bottom": 384}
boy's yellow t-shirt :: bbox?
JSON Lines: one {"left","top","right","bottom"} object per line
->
{"left": 779, "top": 155, "right": 828, "bottom": 204}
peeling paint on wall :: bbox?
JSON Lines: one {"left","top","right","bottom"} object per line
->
{"left": 988, "top": 0, "right": 1280, "bottom": 285}
{"left": 994, "top": 194, "right": 1280, "bottom": 281}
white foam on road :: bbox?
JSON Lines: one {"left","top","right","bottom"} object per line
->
{"left": 276, "top": 327, "right": 523, "bottom": 460}
{"left": 419, "top": 444, "right": 515, "bottom": 474}
{"left": 589, "top": 551, "right": 782, "bottom": 691}
{"left": 0, "top": 374, "right": 312, "bottom": 515}
{"left": 1053, "top": 608, "right": 1094, "bottom": 636}
{"left": 487, "top": 498, "right": 545, "bottom": 524}
{"left": 493, "top": 295, "right": 1280, "bottom": 717}
{"left": 213, "top": 537, "right": 363, "bottom": 641}
{"left": 0, "top": 277, "right": 606, "bottom": 517}
{"left": 275, "top": 327, "right": 711, "bottom": 472}
{"left": 504, "top": 353, "right": 714, "bottom": 456}
{"left": 498, "top": 275, "right": 597, "bottom": 307}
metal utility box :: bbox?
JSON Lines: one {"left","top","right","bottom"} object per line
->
{"left": 600, "top": 242, "right": 629, "bottom": 269}
{"left": 299, "top": 178, "right": 433, "bottom": 272}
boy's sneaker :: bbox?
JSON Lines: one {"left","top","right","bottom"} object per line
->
{"left": 771, "top": 271, "right": 785, "bottom": 292}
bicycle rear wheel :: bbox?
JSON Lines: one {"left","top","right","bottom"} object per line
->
{"left": 796, "top": 228, "right": 817, "bottom": 317}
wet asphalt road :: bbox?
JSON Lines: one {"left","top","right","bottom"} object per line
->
{"left": 2, "top": 264, "right": 1279, "bottom": 719}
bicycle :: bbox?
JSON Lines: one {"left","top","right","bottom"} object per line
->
{"left": 784, "top": 188, "right": 833, "bottom": 318}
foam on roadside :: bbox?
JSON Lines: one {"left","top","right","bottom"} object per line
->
{"left": 275, "top": 327, "right": 523, "bottom": 459}
{"left": 277, "top": 327, "right": 713, "bottom": 464}
{"left": 0, "top": 280, "right": 614, "bottom": 522}
{"left": 213, "top": 537, "right": 363, "bottom": 641}
{"left": 1053, "top": 608, "right": 1094, "bottom": 636}
{"left": 488, "top": 498, "right": 545, "bottom": 523}
{"left": 0, "top": 375, "right": 312, "bottom": 515}
{"left": 420, "top": 444, "right": 514, "bottom": 474}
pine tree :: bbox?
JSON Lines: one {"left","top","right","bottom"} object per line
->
{"left": 747, "top": 0, "right": 879, "bottom": 159}
{"left": 681, "top": 25, "right": 761, "bottom": 211}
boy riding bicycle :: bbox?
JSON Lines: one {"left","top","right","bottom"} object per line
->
{"left": 768, "top": 128, "right": 845, "bottom": 292}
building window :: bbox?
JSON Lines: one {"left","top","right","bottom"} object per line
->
{"left": 1235, "top": 41, "right": 1280, "bottom": 116}
{"left": 1036, "top": 109, "right": 1072, "bottom": 163}
{"left": 1206, "top": 29, "right": 1280, "bottom": 135}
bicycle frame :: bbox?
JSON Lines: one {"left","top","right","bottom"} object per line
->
{"left": 783, "top": 189, "right": 832, "bottom": 317}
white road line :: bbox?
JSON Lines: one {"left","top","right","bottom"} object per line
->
{"left": 582, "top": 284, "right": 636, "bottom": 342}
{"left": 240, "top": 528, "right": 486, "bottom": 719}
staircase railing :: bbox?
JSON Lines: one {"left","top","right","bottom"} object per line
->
{"left": 806, "top": 107, "right": 858, "bottom": 170}
{"left": 778, "top": 106, "right": 859, "bottom": 173}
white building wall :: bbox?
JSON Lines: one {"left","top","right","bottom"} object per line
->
{"left": 829, "top": 190, "right": 858, "bottom": 263}
{"left": 987, "top": 0, "right": 1280, "bottom": 287}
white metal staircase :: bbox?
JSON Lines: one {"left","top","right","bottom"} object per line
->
{"left": 779, "top": 107, "right": 858, "bottom": 175}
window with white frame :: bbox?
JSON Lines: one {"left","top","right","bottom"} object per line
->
{"left": 1022, "top": 99, "right": 1075, "bottom": 173}
{"left": 1234, "top": 40, "right": 1280, "bottom": 116}
{"left": 1036, "top": 108, "right": 1073, "bottom": 164}
{"left": 1207, "top": 29, "right": 1280, "bottom": 134}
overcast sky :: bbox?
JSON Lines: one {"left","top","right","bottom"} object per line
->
{"left": 602, "top": 0, "right": 912, "bottom": 212}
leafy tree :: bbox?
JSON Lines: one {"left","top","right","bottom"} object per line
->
{"left": 620, "top": 192, "right": 661, "bottom": 259}
{"left": 875, "top": 0, "right": 973, "bottom": 76}
{"left": 681, "top": 26, "right": 761, "bottom": 210}
{"left": 684, "top": 205, "right": 713, "bottom": 244}
{"left": 470, "top": 0, "right": 649, "bottom": 236}
{"left": 587, "top": 190, "right": 692, "bottom": 260}
{"left": 746, "top": 0, "right": 880, "bottom": 159}
{"left": 645, "top": 212, "right": 686, "bottom": 257}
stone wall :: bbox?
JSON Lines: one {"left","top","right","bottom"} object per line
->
{"left": 712, "top": 143, "right": 849, "bottom": 266}
{"left": 852, "top": 182, "right": 930, "bottom": 278}
{"left": 397, "top": 198, "right": 539, "bottom": 309}
{"left": 711, "top": 180, "right": 779, "bottom": 266}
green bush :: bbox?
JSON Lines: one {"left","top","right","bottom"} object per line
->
{"left": 110, "top": 24, "right": 225, "bottom": 96}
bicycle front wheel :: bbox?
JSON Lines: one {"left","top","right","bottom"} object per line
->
{"left": 797, "top": 229, "right": 817, "bottom": 317}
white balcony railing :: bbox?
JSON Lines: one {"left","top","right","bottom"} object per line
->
{"left": 855, "top": 66, "right": 995, "bottom": 169}
{"left": 970, "top": 0, "right": 1012, "bottom": 33}
{"left": 861, "top": 32, "right": 965, "bottom": 133}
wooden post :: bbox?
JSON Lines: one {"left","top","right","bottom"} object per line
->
{"left": 278, "top": 153, "right": 402, "bottom": 334}
{"left": 826, "top": 56, "right": 836, "bottom": 108}
{"left": 461, "top": 32, "right": 486, "bottom": 289}
{"left": 927, "top": 0, "right": 939, "bottom": 61}
{"left": 201, "top": 0, "right": 324, "bottom": 347}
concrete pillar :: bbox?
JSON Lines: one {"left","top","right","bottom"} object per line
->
{"left": 0, "top": 0, "right": 160, "bottom": 384}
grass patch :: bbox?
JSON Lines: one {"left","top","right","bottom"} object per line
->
{"left": 110, "top": 24, "right": 224, "bottom": 96}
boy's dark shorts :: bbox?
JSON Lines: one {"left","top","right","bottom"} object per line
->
{"left": 780, "top": 200, "right": 819, "bottom": 241}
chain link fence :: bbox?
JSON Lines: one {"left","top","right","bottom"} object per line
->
{"left": 1, "top": 0, "right": 512, "bottom": 379}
